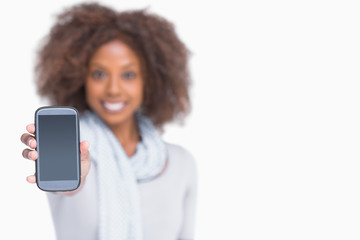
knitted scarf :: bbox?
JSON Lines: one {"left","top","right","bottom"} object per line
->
{"left": 80, "top": 111, "right": 167, "bottom": 240}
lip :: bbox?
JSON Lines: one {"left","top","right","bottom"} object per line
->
{"left": 102, "top": 100, "right": 126, "bottom": 113}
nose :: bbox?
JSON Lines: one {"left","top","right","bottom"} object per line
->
{"left": 106, "top": 75, "right": 122, "bottom": 96}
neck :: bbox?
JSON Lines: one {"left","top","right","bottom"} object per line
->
{"left": 109, "top": 115, "right": 141, "bottom": 147}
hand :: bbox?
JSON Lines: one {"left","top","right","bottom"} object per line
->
{"left": 20, "top": 123, "right": 91, "bottom": 193}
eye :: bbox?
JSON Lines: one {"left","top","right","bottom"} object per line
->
{"left": 122, "top": 71, "right": 136, "bottom": 80}
{"left": 91, "top": 70, "right": 106, "bottom": 79}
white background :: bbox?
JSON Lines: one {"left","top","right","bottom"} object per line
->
{"left": 1, "top": 0, "right": 360, "bottom": 239}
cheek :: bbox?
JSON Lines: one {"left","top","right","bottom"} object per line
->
{"left": 133, "top": 81, "right": 144, "bottom": 103}
{"left": 123, "top": 80, "right": 144, "bottom": 100}
{"left": 85, "top": 80, "right": 100, "bottom": 104}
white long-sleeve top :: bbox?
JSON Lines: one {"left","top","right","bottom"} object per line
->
{"left": 46, "top": 143, "right": 197, "bottom": 240}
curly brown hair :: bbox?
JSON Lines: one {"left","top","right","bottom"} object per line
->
{"left": 35, "top": 2, "right": 191, "bottom": 128}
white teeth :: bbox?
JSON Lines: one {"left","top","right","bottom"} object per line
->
{"left": 103, "top": 102, "right": 125, "bottom": 112}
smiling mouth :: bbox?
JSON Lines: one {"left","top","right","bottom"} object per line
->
{"left": 102, "top": 101, "right": 126, "bottom": 113}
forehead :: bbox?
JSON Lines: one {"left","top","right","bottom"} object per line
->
{"left": 89, "top": 40, "right": 140, "bottom": 66}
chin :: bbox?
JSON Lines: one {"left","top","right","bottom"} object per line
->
{"left": 100, "top": 110, "right": 136, "bottom": 127}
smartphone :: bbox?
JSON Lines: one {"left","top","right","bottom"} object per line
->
{"left": 35, "top": 106, "right": 81, "bottom": 191}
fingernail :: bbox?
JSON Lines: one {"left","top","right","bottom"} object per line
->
{"left": 27, "top": 175, "right": 35, "bottom": 183}
{"left": 28, "top": 139, "right": 33, "bottom": 147}
{"left": 27, "top": 151, "right": 32, "bottom": 159}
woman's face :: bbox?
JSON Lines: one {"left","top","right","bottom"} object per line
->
{"left": 85, "top": 40, "right": 144, "bottom": 128}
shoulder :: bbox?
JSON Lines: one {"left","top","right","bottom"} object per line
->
{"left": 164, "top": 142, "right": 197, "bottom": 178}
{"left": 165, "top": 142, "right": 195, "bottom": 162}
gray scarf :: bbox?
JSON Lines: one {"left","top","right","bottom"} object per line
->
{"left": 80, "top": 111, "right": 167, "bottom": 240}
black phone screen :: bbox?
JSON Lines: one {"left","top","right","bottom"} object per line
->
{"left": 38, "top": 115, "right": 78, "bottom": 181}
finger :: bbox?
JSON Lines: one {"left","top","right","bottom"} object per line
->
{"left": 26, "top": 124, "right": 35, "bottom": 134}
{"left": 22, "top": 149, "right": 38, "bottom": 161}
{"left": 26, "top": 174, "right": 36, "bottom": 184}
{"left": 20, "top": 133, "right": 37, "bottom": 149}
{"left": 80, "top": 141, "right": 90, "bottom": 160}
{"left": 81, "top": 150, "right": 90, "bottom": 162}
{"left": 80, "top": 141, "right": 90, "bottom": 154}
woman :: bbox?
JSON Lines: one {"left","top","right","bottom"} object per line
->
{"left": 20, "top": 3, "right": 197, "bottom": 240}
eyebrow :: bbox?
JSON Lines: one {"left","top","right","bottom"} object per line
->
{"left": 90, "top": 63, "right": 106, "bottom": 70}
{"left": 90, "top": 62, "right": 137, "bottom": 69}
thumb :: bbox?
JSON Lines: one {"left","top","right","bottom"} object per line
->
{"left": 80, "top": 141, "right": 90, "bottom": 155}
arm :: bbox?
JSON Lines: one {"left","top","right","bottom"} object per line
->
{"left": 178, "top": 153, "right": 198, "bottom": 240}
